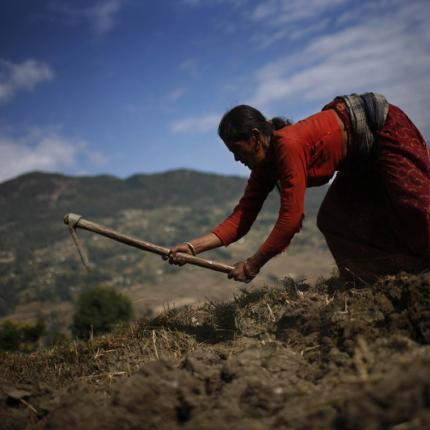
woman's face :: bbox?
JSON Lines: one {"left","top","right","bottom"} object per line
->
{"left": 228, "top": 138, "right": 257, "bottom": 169}
{"left": 228, "top": 130, "right": 269, "bottom": 170}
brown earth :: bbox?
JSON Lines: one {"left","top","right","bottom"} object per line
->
{"left": 1, "top": 272, "right": 430, "bottom": 429}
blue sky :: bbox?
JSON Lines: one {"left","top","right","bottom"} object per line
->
{"left": 0, "top": 0, "right": 429, "bottom": 182}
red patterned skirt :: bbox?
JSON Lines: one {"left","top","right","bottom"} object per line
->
{"left": 318, "top": 100, "right": 430, "bottom": 281}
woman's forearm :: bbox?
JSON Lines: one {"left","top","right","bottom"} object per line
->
{"left": 189, "top": 233, "right": 223, "bottom": 254}
{"left": 248, "top": 249, "right": 271, "bottom": 270}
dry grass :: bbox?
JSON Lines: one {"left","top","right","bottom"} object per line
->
{"left": 0, "top": 279, "right": 305, "bottom": 389}
{"left": 1, "top": 321, "right": 198, "bottom": 389}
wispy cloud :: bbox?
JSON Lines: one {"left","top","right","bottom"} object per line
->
{"left": 170, "top": 114, "right": 219, "bottom": 133}
{"left": 52, "top": 0, "right": 124, "bottom": 35}
{"left": 248, "top": 0, "right": 430, "bottom": 136}
{"left": 251, "top": 0, "right": 346, "bottom": 24}
{"left": 252, "top": 17, "right": 331, "bottom": 49}
{"left": 90, "top": 0, "right": 124, "bottom": 34}
{"left": 183, "top": 0, "right": 248, "bottom": 7}
{"left": 250, "top": 0, "right": 345, "bottom": 48}
{"left": 180, "top": 58, "right": 200, "bottom": 79}
{"left": 168, "top": 88, "right": 186, "bottom": 102}
{"left": 0, "top": 59, "right": 54, "bottom": 104}
{"left": 0, "top": 128, "right": 107, "bottom": 182}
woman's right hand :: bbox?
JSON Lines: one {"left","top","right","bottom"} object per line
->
{"left": 163, "top": 243, "right": 194, "bottom": 266}
{"left": 162, "top": 233, "right": 221, "bottom": 266}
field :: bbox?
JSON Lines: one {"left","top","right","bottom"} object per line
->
{"left": 2, "top": 271, "right": 430, "bottom": 429}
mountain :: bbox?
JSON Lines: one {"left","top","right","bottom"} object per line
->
{"left": 0, "top": 170, "right": 247, "bottom": 252}
{"left": 0, "top": 170, "right": 332, "bottom": 326}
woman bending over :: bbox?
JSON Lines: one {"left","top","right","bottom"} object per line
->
{"left": 168, "top": 93, "right": 430, "bottom": 283}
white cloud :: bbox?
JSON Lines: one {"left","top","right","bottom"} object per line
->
{"left": 90, "top": 0, "right": 123, "bottom": 34}
{"left": 180, "top": 58, "right": 200, "bottom": 79}
{"left": 168, "top": 88, "right": 186, "bottom": 102}
{"left": 52, "top": 0, "right": 124, "bottom": 35}
{"left": 252, "top": 0, "right": 346, "bottom": 24}
{"left": 248, "top": 0, "right": 430, "bottom": 136}
{"left": 183, "top": 0, "right": 247, "bottom": 6}
{"left": 252, "top": 17, "right": 331, "bottom": 49}
{"left": 0, "top": 59, "right": 54, "bottom": 104}
{"left": 170, "top": 114, "right": 220, "bottom": 133}
{"left": 250, "top": 0, "right": 345, "bottom": 48}
{"left": 0, "top": 129, "right": 107, "bottom": 182}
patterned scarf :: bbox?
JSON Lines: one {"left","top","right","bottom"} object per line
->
{"left": 326, "top": 92, "right": 389, "bottom": 159}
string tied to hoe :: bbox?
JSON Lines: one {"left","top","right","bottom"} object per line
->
{"left": 65, "top": 213, "right": 93, "bottom": 271}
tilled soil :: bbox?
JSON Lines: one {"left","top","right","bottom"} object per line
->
{"left": 2, "top": 272, "right": 430, "bottom": 429}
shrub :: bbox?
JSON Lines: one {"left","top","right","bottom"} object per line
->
{"left": 71, "top": 286, "right": 133, "bottom": 339}
{"left": 0, "top": 319, "right": 45, "bottom": 351}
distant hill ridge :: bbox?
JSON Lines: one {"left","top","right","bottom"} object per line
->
{"left": 0, "top": 169, "right": 246, "bottom": 250}
{"left": 0, "top": 169, "right": 247, "bottom": 219}
{"left": 0, "top": 169, "right": 326, "bottom": 250}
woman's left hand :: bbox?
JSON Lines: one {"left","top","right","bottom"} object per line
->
{"left": 228, "top": 259, "right": 260, "bottom": 283}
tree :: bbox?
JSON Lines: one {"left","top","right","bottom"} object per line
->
{"left": 71, "top": 286, "right": 133, "bottom": 339}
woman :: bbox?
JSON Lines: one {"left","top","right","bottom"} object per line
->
{"left": 168, "top": 93, "right": 430, "bottom": 283}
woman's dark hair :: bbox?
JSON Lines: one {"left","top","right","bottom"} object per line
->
{"left": 218, "top": 104, "right": 291, "bottom": 144}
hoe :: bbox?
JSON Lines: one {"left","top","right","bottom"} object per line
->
{"left": 64, "top": 213, "right": 234, "bottom": 274}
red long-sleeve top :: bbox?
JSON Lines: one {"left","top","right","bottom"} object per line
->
{"left": 212, "top": 109, "right": 346, "bottom": 259}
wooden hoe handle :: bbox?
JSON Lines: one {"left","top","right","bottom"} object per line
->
{"left": 64, "top": 213, "right": 234, "bottom": 274}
